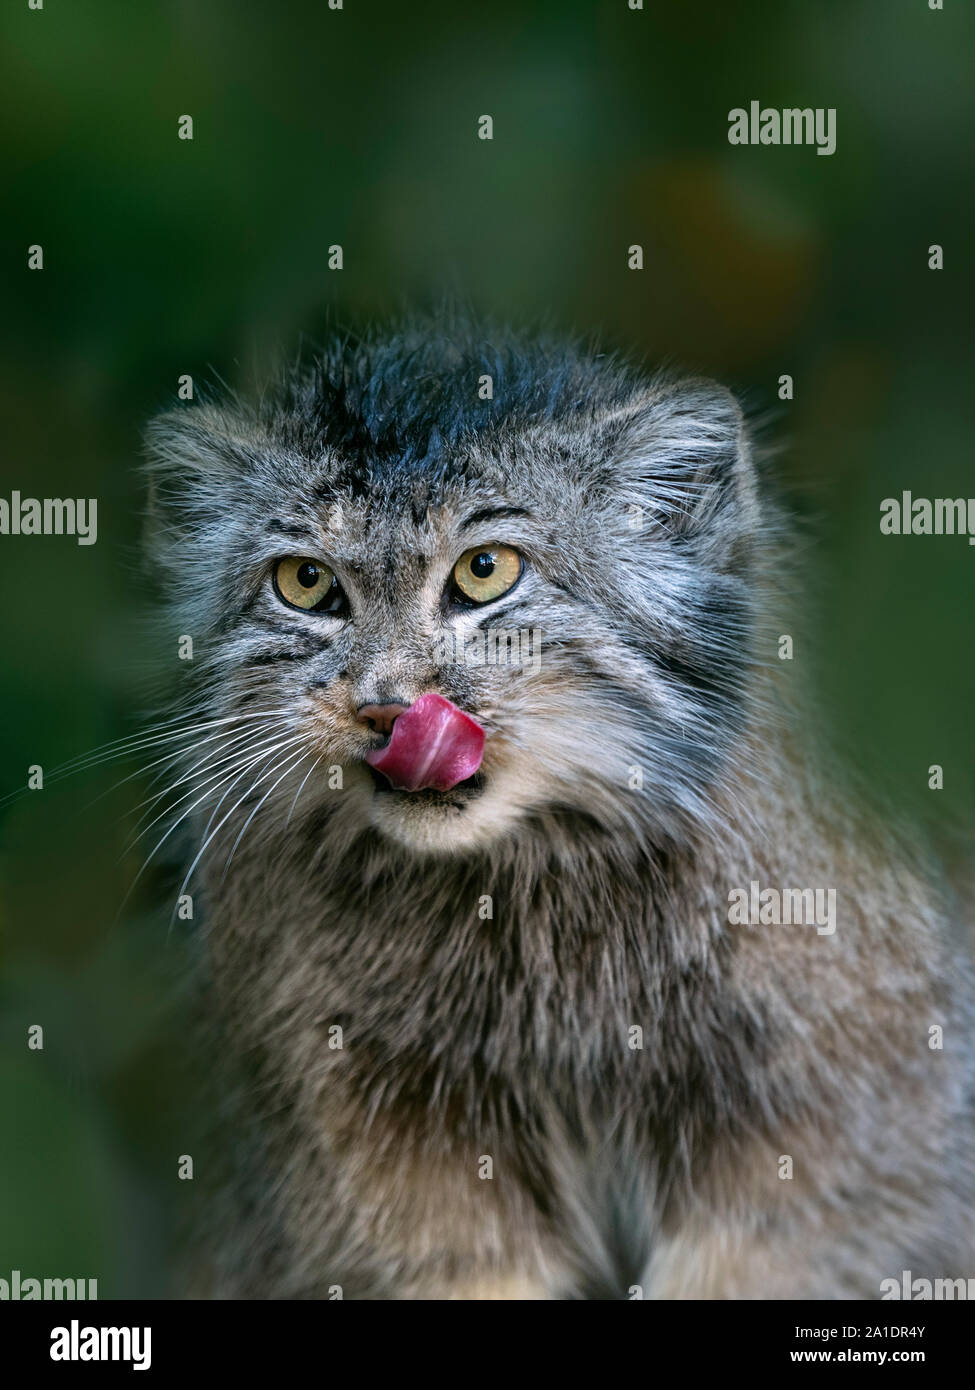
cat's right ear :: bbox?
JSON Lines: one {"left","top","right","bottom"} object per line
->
{"left": 142, "top": 405, "right": 257, "bottom": 563}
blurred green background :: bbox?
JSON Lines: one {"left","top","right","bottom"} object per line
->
{"left": 1, "top": 0, "right": 972, "bottom": 1296}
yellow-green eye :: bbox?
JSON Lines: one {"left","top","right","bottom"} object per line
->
{"left": 452, "top": 545, "right": 523, "bottom": 604}
{"left": 273, "top": 556, "right": 342, "bottom": 612}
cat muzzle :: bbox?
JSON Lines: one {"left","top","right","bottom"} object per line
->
{"left": 364, "top": 692, "right": 486, "bottom": 792}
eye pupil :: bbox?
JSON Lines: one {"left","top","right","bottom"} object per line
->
{"left": 470, "top": 552, "right": 495, "bottom": 579}
{"left": 296, "top": 562, "right": 319, "bottom": 588}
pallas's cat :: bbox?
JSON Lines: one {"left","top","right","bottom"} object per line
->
{"left": 144, "top": 317, "right": 975, "bottom": 1299}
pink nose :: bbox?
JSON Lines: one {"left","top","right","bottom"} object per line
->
{"left": 356, "top": 703, "right": 407, "bottom": 737}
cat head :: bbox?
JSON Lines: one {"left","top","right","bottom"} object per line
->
{"left": 145, "top": 318, "right": 764, "bottom": 860}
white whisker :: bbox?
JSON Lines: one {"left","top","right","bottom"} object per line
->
{"left": 117, "top": 733, "right": 306, "bottom": 915}
{"left": 85, "top": 717, "right": 296, "bottom": 818}
{"left": 171, "top": 742, "right": 310, "bottom": 907}
{"left": 285, "top": 754, "right": 325, "bottom": 828}
{"left": 123, "top": 728, "right": 296, "bottom": 845}
{"left": 218, "top": 749, "right": 313, "bottom": 886}
{"left": 126, "top": 720, "right": 295, "bottom": 833}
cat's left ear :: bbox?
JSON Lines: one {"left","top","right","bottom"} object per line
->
{"left": 600, "top": 376, "right": 760, "bottom": 560}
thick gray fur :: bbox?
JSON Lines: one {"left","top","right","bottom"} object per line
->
{"left": 145, "top": 314, "right": 975, "bottom": 1299}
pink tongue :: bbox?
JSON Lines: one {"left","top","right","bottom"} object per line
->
{"left": 365, "top": 693, "right": 486, "bottom": 792}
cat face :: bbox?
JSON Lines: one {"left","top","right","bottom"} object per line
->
{"left": 146, "top": 322, "right": 760, "bottom": 859}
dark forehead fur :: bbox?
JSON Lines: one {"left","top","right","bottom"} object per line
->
{"left": 257, "top": 316, "right": 642, "bottom": 489}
